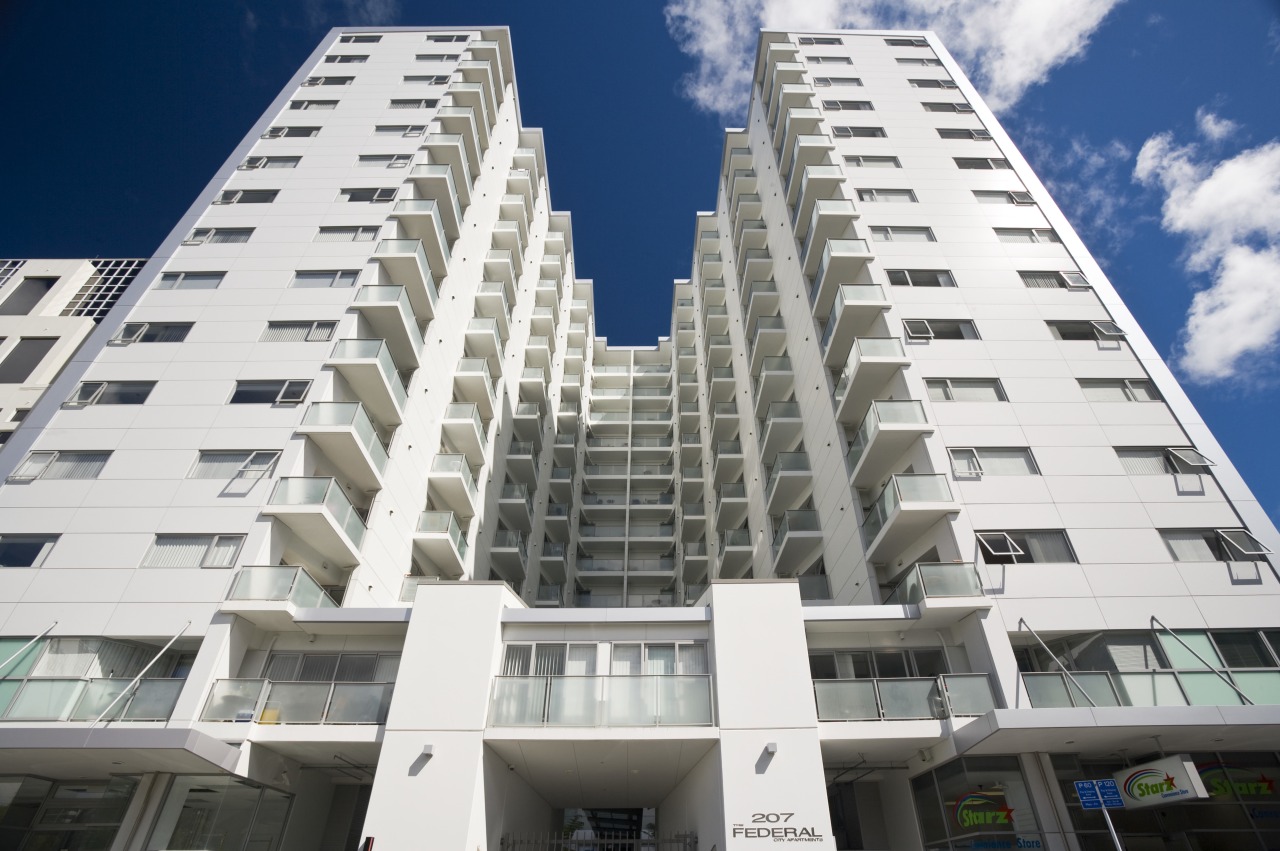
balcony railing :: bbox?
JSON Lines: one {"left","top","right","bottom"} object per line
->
{"left": 1022, "top": 669, "right": 1280, "bottom": 709}
{"left": 227, "top": 566, "right": 337, "bottom": 608}
{"left": 417, "top": 510, "right": 469, "bottom": 560}
{"left": 882, "top": 563, "right": 982, "bottom": 605}
{"left": 0, "top": 678, "right": 185, "bottom": 722}
{"left": 301, "top": 402, "right": 389, "bottom": 474}
{"left": 489, "top": 675, "right": 713, "bottom": 726}
{"left": 798, "top": 574, "right": 831, "bottom": 601}
{"left": 330, "top": 338, "right": 408, "bottom": 417}
{"left": 814, "top": 674, "right": 995, "bottom": 721}
{"left": 861, "top": 474, "right": 952, "bottom": 546}
{"left": 267, "top": 477, "right": 367, "bottom": 548}
{"left": 773, "top": 508, "right": 819, "bottom": 551}
{"left": 202, "top": 679, "right": 393, "bottom": 724}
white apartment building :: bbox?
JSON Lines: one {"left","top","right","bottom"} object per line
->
{"left": 0, "top": 25, "right": 1277, "bottom": 851}
{"left": 0, "top": 258, "right": 146, "bottom": 444}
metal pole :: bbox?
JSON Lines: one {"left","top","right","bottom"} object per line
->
{"left": 89, "top": 621, "right": 191, "bottom": 728}
{"left": 0, "top": 621, "right": 57, "bottom": 674}
{"left": 1100, "top": 804, "right": 1125, "bottom": 851}
{"left": 1017, "top": 618, "right": 1098, "bottom": 707}
{"left": 1150, "top": 615, "right": 1253, "bottom": 704}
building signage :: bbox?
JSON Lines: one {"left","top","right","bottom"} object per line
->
{"left": 954, "top": 793, "right": 1015, "bottom": 829}
{"left": 1112, "top": 755, "right": 1210, "bottom": 809}
{"left": 1198, "top": 762, "right": 1277, "bottom": 799}
{"left": 731, "top": 812, "right": 825, "bottom": 843}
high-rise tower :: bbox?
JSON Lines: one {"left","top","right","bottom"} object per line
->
{"left": 0, "top": 26, "right": 1275, "bottom": 851}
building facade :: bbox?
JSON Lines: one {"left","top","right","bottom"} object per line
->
{"left": 0, "top": 25, "right": 1277, "bottom": 851}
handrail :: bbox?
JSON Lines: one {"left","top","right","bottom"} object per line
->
{"left": 90, "top": 621, "right": 191, "bottom": 728}
{"left": 1150, "top": 615, "right": 1254, "bottom": 705}
{"left": 1017, "top": 617, "right": 1097, "bottom": 708}
{"left": 0, "top": 622, "right": 57, "bottom": 676}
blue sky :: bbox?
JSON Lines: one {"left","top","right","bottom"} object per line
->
{"left": 0, "top": 0, "right": 1277, "bottom": 522}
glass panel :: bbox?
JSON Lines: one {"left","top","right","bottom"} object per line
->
{"left": 489, "top": 676, "right": 546, "bottom": 725}
{"left": 605, "top": 676, "right": 655, "bottom": 725}
{"left": 1214, "top": 632, "right": 1272, "bottom": 668}
{"left": 1023, "top": 673, "right": 1073, "bottom": 708}
{"left": 202, "top": 679, "right": 266, "bottom": 721}
{"left": 943, "top": 675, "right": 995, "bottom": 715}
{"left": 1232, "top": 670, "right": 1280, "bottom": 705}
{"left": 149, "top": 776, "right": 262, "bottom": 851}
{"left": 246, "top": 787, "right": 292, "bottom": 851}
{"left": 1113, "top": 671, "right": 1186, "bottom": 706}
{"left": 1158, "top": 630, "right": 1222, "bottom": 670}
{"left": 7, "top": 679, "right": 84, "bottom": 720}
{"left": 259, "top": 682, "right": 330, "bottom": 723}
{"left": 69, "top": 679, "right": 132, "bottom": 721}
{"left": 1071, "top": 672, "right": 1121, "bottom": 707}
{"left": 1178, "top": 671, "right": 1245, "bottom": 706}
{"left": 659, "top": 676, "right": 712, "bottom": 724}
{"left": 122, "top": 679, "right": 184, "bottom": 720}
{"left": 325, "top": 683, "right": 392, "bottom": 723}
{"left": 877, "top": 679, "right": 941, "bottom": 719}
{"left": 547, "top": 676, "right": 601, "bottom": 725}
{"left": 0, "top": 636, "right": 44, "bottom": 677}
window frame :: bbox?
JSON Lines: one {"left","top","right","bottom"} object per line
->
{"left": 903, "top": 319, "right": 978, "bottom": 341}
{"left": 813, "top": 77, "right": 863, "bottom": 88}
{"left": 228, "top": 379, "right": 312, "bottom": 405}
{"left": 111, "top": 322, "right": 193, "bottom": 345}
{"left": 798, "top": 36, "right": 843, "bottom": 46}
{"left": 947, "top": 447, "right": 1039, "bottom": 478}
{"left": 357, "top": 154, "right": 413, "bottom": 169}
{"left": 291, "top": 270, "right": 361, "bottom": 288}
{"left": 261, "top": 126, "right": 319, "bottom": 139}
{"left": 1079, "top": 378, "right": 1161, "bottom": 402}
{"left": 0, "top": 534, "right": 58, "bottom": 568}
{"left": 156, "top": 271, "right": 224, "bottom": 290}
{"left": 324, "top": 54, "right": 368, "bottom": 64}
{"left": 182, "top": 229, "right": 253, "bottom": 246}
{"left": 339, "top": 34, "right": 381, "bottom": 43}
{"left": 886, "top": 269, "right": 954, "bottom": 287}
{"left": 908, "top": 78, "right": 959, "bottom": 89}
{"left": 832, "top": 126, "right": 887, "bottom": 138}
{"left": 302, "top": 76, "right": 354, "bottom": 87}
{"left": 213, "top": 189, "right": 279, "bottom": 205}
{"left": 870, "top": 225, "right": 936, "bottom": 243}
{"left": 844, "top": 155, "right": 901, "bottom": 169}
{"left": 261, "top": 320, "right": 338, "bottom": 343}
{"left": 925, "top": 378, "right": 1008, "bottom": 402}
{"left": 373, "top": 124, "right": 427, "bottom": 137}
{"left": 189, "top": 450, "right": 282, "bottom": 481}
{"left": 977, "top": 530, "right": 1077, "bottom": 564}
{"left": 1161, "top": 528, "right": 1273, "bottom": 562}
{"left": 954, "top": 157, "right": 1011, "bottom": 170}
{"left": 314, "top": 226, "right": 380, "bottom": 243}
{"left": 822, "top": 100, "right": 874, "bottom": 111}
{"left": 995, "top": 228, "right": 1061, "bottom": 244}
{"left": 64, "top": 381, "right": 155, "bottom": 407}
{"left": 339, "top": 187, "right": 398, "bottom": 203}
{"left": 8, "top": 450, "right": 112, "bottom": 482}
{"left": 238, "top": 156, "right": 301, "bottom": 170}
{"left": 856, "top": 188, "right": 917, "bottom": 203}
{"left": 142, "top": 534, "right": 246, "bottom": 569}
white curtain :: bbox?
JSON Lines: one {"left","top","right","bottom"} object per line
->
{"left": 374, "top": 655, "right": 401, "bottom": 682}
{"left": 1163, "top": 530, "right": 1217, "bottom": 562}
{"left": 32, "top": 639, "right": 101, "bottom": 677}
{"left": 1016, "top": 531, "right": 1074, "bottom": 563}
{"left": 678, "top": 645, "right": 708, "bottom": 675}
{"left": 144, "top": 536, "right": 212, "bottom": 568}
{"left": 1080, "top": 382, "right": 1129, "bottom": 402}
{"left": 260, "top": 322, "right": 315, "bottom": 342}
{"left": 204, "top": 536, "right": 241, "bottom": 568}
{"left": 191, "top": 452, "right": 251, "bottom": 479}
{"left": 611, "top": 644, "right": 642, "bottom": 675}
{"left": 949, "top": 380, "right": 1003, "bottom": 402}
{"left": 502, "top": 645, "right": 532, "bottom": 676}
{"left": 335, "top": 655, "right": 377, "bottom": 682}
{"left": 264, "top": 654, "right": 301, "bottom": 681}
{"left": 979, "top": 449, "right": 1037, "bottom": 476}
{"left": 1117, "top": 449, "right": 1171, "bottom": 475}
{"left": 207, "top": 230, "right": 250, "bottom": 244}
{"left": 565, "top": 645, "right": 596, "bottom": 675}
{"left": 1020, "top": 272, "right": 1062, "bottom": 288}
{"left": 298, "top": 655, "right": 339, "bottom": 682}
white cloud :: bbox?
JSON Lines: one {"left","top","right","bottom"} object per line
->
{"left": 1195, "top": 107, "right": 1239, "bottom": 142}
{"left": 663, "top": 0, "right": 1123, "bottom": 121}
{"left": 1135, "top": 132, "right": 1280, "bottom": 383}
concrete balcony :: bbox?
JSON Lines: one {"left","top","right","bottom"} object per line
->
{"left": 491, "top": 224, "right": 526, "bottom": 277}
{"left": 846, "top": 401, "right": 933, "bottom": 490}
{"left": 765, "top": 451, "right": 812, "bottom": 515}
{"left": 682, "top": 541, "right": 709, "bottom": 580}
{"left": 222, "top": 566, "right": 338, "bottom": 629}
{"left": 428, "top": 454, "right": 480, "bottom": 518}
{"left": 489, "top": 675, "right": 713, "bottom": 727}
{"left": 409, "top": 163, "right": 464, "bottom": 235}
{"left": 512, "top": 146, "right": 542, "bottom": 194}
{"left": 740, "top": 248, "right": 774, "bottom": 288}
{"left": 712, "top": 440, "right": 744, "bottom": 486}
{"left": 374, "top": 239, "right": 438, "bottom": 320}
{"left": 709, "top": 366, "right": 735, "bottom": 402}
{"left": 441, "top": 403, "right": 488, "bottom": 466}
{"left": 814, "top": 674, "right": 995, "bottom": 721}
{"left": 699, "top": 252, "right": 722, "bottom": 281}
{"left": 435, "top": 105, "right": 482, "bottom": 175}
{"left": 832, "top": 337, "right": 911, "bottom": 423}
{"left": 498, "top": 482, "right": 534, "bottom": 532}
{"left": 783, "top": 134, "right": 835, "bottom": 187}
{"left": 512, "top": 403, "right": 543, "bottom": 444}
{"left": 474, "top": 281, "right": 510, "bottom": 341}
{"left": 456, "top": 58, "right": 499, "bottom": 117}
{"left": 353, "top": 285, "right": 422, "bottom": 369}
{"left": 681, "top": 502, "right": 707, "bottom": 541}
{"left": 810, "top": 241, "right": 876, "bottom": 317}
{"left": 760, "top": 400, "right": 804, "bottom": 464}
{"left": 412, "top": 510, "right": 469, "bottom": 579}
{"left": 328, "top": 339, "right": 407, "bottom": 427}
{"left": 534, "top": 278, "right": 560, "bottom": 308}
{"left": 753, "top": 356, "right": 794, "bottom": 418}
{"left": 860, "top": 474, "right": 959, "bottom": 563}
{"left": 202, "top": 679, "right": 392, "bottom": 725}
{"left": 453, "top": 357, "right": 497, "bottom": 419}
{"left": 447, "top": 81, "right": 492, "bottom": 148}
{"left": 530, "top": 304, "right": 558, "bottom": 335}
{"left": 793, "top": 168, "right": 848, "bottom": 237}
{"left": 879, "top": 562, "right": 991, "bottom": 625}
{"left": 704, "top": 301, "right": 729, "bottom": 333}
{"left": 423, "top": 133, "right": 473, "bottom": 195}
{"left": 506, "top": 169, "right": 534, "bottom": 221}
{"left": 735, "top": 220, "right": 769, "bottom": 270}
{"left": 763, "top": 58, "right": 804, "bottom": 118}
{"left": 715, "top": 482, "right": 748, "bottom": 531}
{"left": 518, "top": 366, "right": 548, "bottom": 406}
{"left": 821, "top": 284, "right": 892, "bottom": 364}
{"left": 491, "top": 529, "right": 528, "bottom": 583}
{"left": 719, "top": 527, "right": 753, "bottom": 577}
{"left": 525, "top": 335, "right": 552, "bottom": 370}
{"left": 262, "top": 477, "right": 366, "bottom": 567}
{"left": 545, "top": 501, "right": 571, "bottom": 533}
{"left": 484, "top": 249, "right": 517, "bottom": 303}
{"left": 389, "top": 200, "right": 451, "bottom": 280}
{"left": 748, "top": 316, "right": 787, "bottom": 375}
{"left": 773, "top": 509, "right": 823, "bottom": 577}
{"left": 774, "top": 107, "right": 822, "bottom": 170}
{"left": 534, "top": 582, "right": 564, "bottom": 608}
{"left": 801, "top": 201, "right": 859, "bottom": 278}
{"left": 711, "top": 401, "right": 739, "bottom": 441}
{"left": 296, "top": 402, "right": 389, "bottom": 492}
{"left": 742, "top": 279, "right": 779, "bottom": 328}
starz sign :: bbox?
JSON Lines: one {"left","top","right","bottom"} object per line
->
{"left": 954, "top": 793, "right": 1015, "bottom": 830}
{"left": 1113, "top": 755, "right": 1210, "bottom": 810}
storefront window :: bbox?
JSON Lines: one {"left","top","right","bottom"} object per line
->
{"left": 911, "top": 756, "right": 1043, "bottom": 850}
{"left": 0, "top": 776, "right": 134, "bottom": 851}
{"left": 147, "top": 775, "right": 291, "bottom": 851}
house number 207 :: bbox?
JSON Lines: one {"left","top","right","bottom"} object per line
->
{"left": 751, "top": 813, "right": 794, "bottom": 823}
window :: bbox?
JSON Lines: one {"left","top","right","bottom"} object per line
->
{"left": 857, "top": 188, "right": 916, "bottom": 203}
{"left": 416, "top": 53, "right": 460, "bottom": 61}
{"left": 9, "top": 451, "right": 111, "bottom": 482}
{"left": 886, "top": 37, "right": 929, "bottom": 47}
{"left": 1078, "top": 378, "right": 1160, "bottom": 402}
{"left": 357, "top": 154, "right": 413, "bottom": 168}
{"left": 213, "top": 189, "right": 278, "bottom": 205}
{"left": 315, "top": 226, "right": 379, "bottom": 242}
{"left": 426, "top": 34, "right": 469, "bottom": 43}
{"left": 302, "top": 76, "right": 353, "bottom": 86}
{"left": 0, "top": 535, "right": 57, "bottom": 567}
{"left": 813, "top": 76, "right": 863, "bottom": 87}
{"left": 887, "top": 269, "right": 954, "bottom": 287}
{"left": 60, "top": 258, "right": 144, "bottom": 321}
{"left": 977, "top": 530, "right": 1076, "bottom": 564}
{"left": 112, "top": 322, "right": 193, "bottom": 344}
{"left": 904, "top": 319, "right": 978, "bottom": 340}
{"left": 909, "top": 78, "right": 958, "bottom": 89}
{"left": 832, "top": 126, "right": 886, "bottom": 138}
{"left": 810, "top": 647, "right": 950, "bottom": 679}
{"left": 10, "top": 409, "right": 26, "bottom": 422}
{"left": 1047, "top": 320, "right": 1125, "bottom": 341}
{"left": 822, "top": 100, "right": 873, "bottom": 111}
{"left": 923, "top": 101, "right": 975, "bottom": 113}
{"left": 403, "top": 75, "right": 449, "bottom": 84}
{"left": 845, "top": 155, "right": 901, "bottom": 168}
{"left": 340, "top": 34, "right": 381, "bottom": 43}
{"left": 261, "top": 320, "right": 337, "bottom": 342}
{"left": 339, "top": 187, "right": 397, "bottom": 203}
{"left": 374, "top": 124, "right": 426, "bottom": 137}
{"left": 1020, "top": 270, "right": 1089, "bottom": 289}
{"left": 289, "top": 100, "right": 337, "bottom": 110}
{"left": 870, "top": 226, "right": 935, "bottom": 242}
{"left": 261, "top": 126, "right": 319, "bottom": 138}
{"left": 974, "top": 190, "right": 1034, "bottom": 205}
{"left": 292, "top": 269, "right": 360, "bottom": 288}
{"left": 898, "top": 57, "right": 943, "bottom": 66}
{"left": 324, "top": 54, "right": 367, "bottom": 63}
{"left": 189, "top": 450, "right": 281, "bottom": 480}
{"left": 389, "top": 98, "right": 439, "bottom": 109}
{"left": 229, "top": 380, "right": 311, "bottom": 404}
{"left": 939, "top": 128, "right": 993, "bottom": 141}
{"left": 65, "top": 381, "right": 155, "bottom": 407}
{"left": 156, "top": 272, "right": 224, "bottom": 290}
{"left": 996, "top": 228, "right": 1060, "bottom": 244}
{"left": 183, "top": 228, "right": 252, "bottom": 245}
{"left": 948, "top": 448, "right": 1038, "bottom": 477}
{"left": 798, "top": 36, "right": 842, "bottom": 45}
{"left": 0, "top": 277, "right": 55, "bottom": 315}
{"left": 955, "top": 157, "right": 1011, "bottom": 170}
{"left": 142, "top": 534, "right": 244, "bottom": 568}
{"left": 239, "top": 156, "right": 301, "bottom": 170}
{"left": 807, "top": 56, "right": 852, "bottom": 65}
{"left": 0, "top": 338, "right": 57, "bottom": 383}
{"left": 1161, "top": 529, "right": 1272, "bottom": 562}
{"left": 1116, "top": 447, "right": 1213, "bottom": 476}
{"left": 926, "top": 378, "right": 1006, "bottom": 402}
{"left": 264, "top": 651, "right": 400, "bottom": 682}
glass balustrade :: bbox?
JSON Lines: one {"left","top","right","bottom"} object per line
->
{"left": 882, "top": 563, "right": 983, "bottom": 604}
{"left": 227, "top": 566, "right": 336, "bottom": 608}
{"left": 489, "top": 675, "right": 713, "bottom": 726}
{"left": 814, "top": 674, "right": 995, "bottom": 720}
{"left": 202, "top": 679, "right": 393, "bottom": 724}
{"left": 302, "top": 403, "right": 389, "bottom": 473}
{"left": 417, "top": 511, "right": 468, "bottom": 560}
{"left": 267, "top": 478, "right": 367, "bottom": 547}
